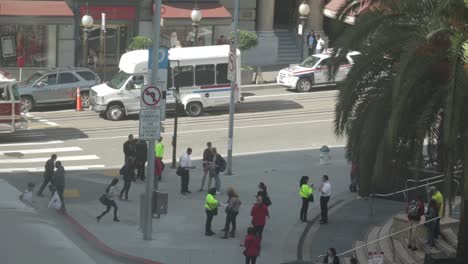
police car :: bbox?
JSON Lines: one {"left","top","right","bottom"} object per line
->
{"left": 276, "top": 50, "right": 360, "bottom": 92}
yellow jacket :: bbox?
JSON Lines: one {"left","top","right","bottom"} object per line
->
{"left": 155, "top": 142, "right": 164, "bottom": 158}
{"left": 205, "top": 193, "right": 219, "bottom": 211}
{"left": 300, "top": 184, "right": 313, "bottom": 198}
{"left": 432, "top": 191, "right": 444, "bottom": 217}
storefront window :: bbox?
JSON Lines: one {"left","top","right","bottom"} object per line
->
{"left": 162, "top": 26, "right": 214, "bottom": 47}
{"left": 0, "top": 25, "right": 57, "bottom": 68}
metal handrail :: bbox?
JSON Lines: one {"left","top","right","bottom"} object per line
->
{"left": 315, "top": 216, "right": 442, "bottom": 261}
{"left": 369, "top": 179, "right": 444, "bottom": 216}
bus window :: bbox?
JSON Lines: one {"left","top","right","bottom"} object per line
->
{"left": 195, "top": 65, "right": 215, "bottom": 86}
{"left": 11, "top": 83, "right": 19, "bottom": 100}
{"left": 0, "top": 84, "right": 8, "bottom": 101}
{"left": 168, "top": 67, "right": 173, "bottom": 88}
{"left": 174, "top": 66, "right": 194, "bottom": 87}
{"left": 216, "top": 63, "right": 229, "bottom": 84}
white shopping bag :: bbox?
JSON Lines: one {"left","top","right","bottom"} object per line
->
{"left": 48, "top": 191, "right": 62, "bottom": 210}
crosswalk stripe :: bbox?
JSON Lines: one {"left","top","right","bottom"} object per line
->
{"left": 0, "top": 147, "right": 82, "bottom": 155}
{"left": 0, "top": 165, "right": 105, "bottom": 173}
{"left": 0, "top": 155, "right": 100, "bottom": 164}
{"left": 0, "top": 140, "right": 64, "bottom": 148}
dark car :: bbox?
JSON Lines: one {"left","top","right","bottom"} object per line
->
{"left": 18, "top": 67, "right": 100, "bottom": 112}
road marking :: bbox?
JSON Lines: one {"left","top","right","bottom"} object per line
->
{"left": 0, "top": 140, "right": 64, "bottom": 148}
{"left": 0, "top": 164, "right": 105, "bottom": 173}
{"left": 0, "top": 147, "right": 82, "bottom": 155}
{"left": 76, "top": 119, "right": 334, "bottom": 141}
{"left": 64, "top": 188, "right": 80, "bottom": 198}
{"left": 245, "top": 91, "right": 337, "bottom": 100}
{"left": 38, "top": 119, "right": 59, "bottom": 126}
{"left": 0, "top": 155, "right": 100, "bottom": 164}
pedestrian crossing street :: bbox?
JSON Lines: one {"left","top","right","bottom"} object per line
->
{"left": 0, "top": 140, "right": 105, "bottom": 173}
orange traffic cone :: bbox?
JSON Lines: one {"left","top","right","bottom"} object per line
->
{"left": 76, "top": 86, "right": 82, "bottom": 111}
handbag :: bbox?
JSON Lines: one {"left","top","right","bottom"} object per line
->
{"left": 99, "top": 194, "right": 109, "bottom": 205}
{"left": 48, "top": 191, "right": 62, "bottom": 210}
{"left": 212, "top": 207, "right": 218, "bottom": 216}
{"left": 176, "top": 166, "right": 184, "bottom": 176}
{"left": 308, "top": 194, "right": 314, "bottom": 203}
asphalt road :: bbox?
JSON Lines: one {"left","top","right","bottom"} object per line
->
{"left": 0, "top": 85, "right": 342, "bottom": 173}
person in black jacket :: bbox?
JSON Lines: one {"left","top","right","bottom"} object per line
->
{"left": 257, "top": 182, "right": 272, "bottom": 207}
{"left": 53, "top": 161, "right": 66, "bottom": 212}
{"left": 123, "top": 134, "right": 136, "bottom": 163}
{"left": 135, "top": 139, "right": 148, "bottom": 181}
{"left": 119, "top": 157, "right": 135, "bottom": 200}
{"left": 37, "top": 154, "right": 57, "bottom": 196}
{"left": 323, "top": 248, "right": 340, "bottom": 264}
{"left": 210, "top": 148, "right": 225, "bottom": 194}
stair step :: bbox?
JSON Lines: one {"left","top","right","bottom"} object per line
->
{"left": 365, "top": 226, "right": 380, "bottom": 252}
{"left": 377, "top": 219, "right": 396, "bottom": 264}
{"left": 353, "top": 241, "right": 369, "bottom": 264}
{"left": 441, "top": 227, "right": 458, "bottom": 247}
{"left": 400, "top": 237, "right": 425, "bottom": 262}
{"left": 393, "top": 238, "right": 420, "bottom": 264}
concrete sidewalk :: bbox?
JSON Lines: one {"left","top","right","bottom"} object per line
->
{"left": 64, "top": 148, "right": 351, "bottom": 264}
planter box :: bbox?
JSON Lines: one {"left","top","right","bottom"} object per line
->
{"left": 241, "top": 68, "right": 254, "bottom": 85}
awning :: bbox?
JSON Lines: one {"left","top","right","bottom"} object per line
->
{"left": 159, "top": 3, "right": 231, "bottom": 19}
{"left": 0, "top": 1, "right": 73, "bottom": 17}
{"left": 323, "top": 0, "right": 374, "bottom": 25}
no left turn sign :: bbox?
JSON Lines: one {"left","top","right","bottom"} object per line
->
{"left": 141, "top": 86, "right": 162, "bottom": 107}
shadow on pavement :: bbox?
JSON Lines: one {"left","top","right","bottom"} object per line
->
{"left": 0, "top": 127, "right": 90, "bottom": 143}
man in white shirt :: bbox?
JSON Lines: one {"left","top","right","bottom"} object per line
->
{"left": 319, "top": 175, "right": 331, "bottom": 224}
{"left": 315, "top": 34, "right": 325, "bottom": 54}
{"left": 180, "top": 147, "right": 194, "bottom": 194}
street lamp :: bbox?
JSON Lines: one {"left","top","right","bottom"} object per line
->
{"left": 191, "top": 7, "right": 202, "bottom": 46}
{"left": 171, "top": 61, "right": 180, "bottom": 169}
{"left": 298, "top": 1, "right": 311, "bottom": 61}
{"left": 81, "top": 13, "right": 94, "bottom": 67}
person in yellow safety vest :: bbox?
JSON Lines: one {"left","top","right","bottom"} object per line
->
{"left": 154, "top": 137, "right": 164, "bottom": 180}
{"left": 205, "top": 187, "right": 219, "bottom": 236}
{"left": 299, "top": 176, "right": 314, "bottom": 222}
{"left": 429, "top": 186, "right": 444, "bottom": 239}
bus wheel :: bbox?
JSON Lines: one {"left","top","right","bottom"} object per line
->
{"left": 21, "top": 96, "right": 34, "bottom": 112}
{"left": 185, "top": 102, "right": 203, "bottom": 117}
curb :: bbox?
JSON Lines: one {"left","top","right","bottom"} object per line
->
{"left": 241, "top": 83, "right": 279, "bottom": 91}
{"left": 62, "top": 212, "right": 162, "bottom": 264}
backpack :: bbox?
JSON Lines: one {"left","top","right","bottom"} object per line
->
{"left": 218, "top": 156, "right": 226, "bottom": 172}
{"left": 408, "top": 200, "right": 419, "bottom": 218}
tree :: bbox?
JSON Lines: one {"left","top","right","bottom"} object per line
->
{"left": 230, "top": 30, "right": 258, "bottom": 51}
{"left": 127, "top": 36, "right": 152, "bottom": 51}
{"left": 329, "top": 0, "right": 468, "bottom": 262}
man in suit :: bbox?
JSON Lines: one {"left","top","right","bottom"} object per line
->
{"left": 37, "top": 154, "right": 57, "bottom": 196}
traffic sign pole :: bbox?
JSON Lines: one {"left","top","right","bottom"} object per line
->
{"left": 226, "top": 0, "right": 239, "bottom": 175}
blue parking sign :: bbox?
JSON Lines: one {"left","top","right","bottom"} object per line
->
{"left": 148, "top": 46, "right": 169, "bottom": 70}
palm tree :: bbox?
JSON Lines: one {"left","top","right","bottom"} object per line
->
{"left": 328, "top": 0, "right": 468, "bottom": 262}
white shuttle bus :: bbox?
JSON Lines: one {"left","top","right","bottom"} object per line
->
{"left": 90, "top": 45, "right": 241, "bottom": 120}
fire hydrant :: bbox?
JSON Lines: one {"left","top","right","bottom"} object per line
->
{"left": 319, "top": 145, "right": 331, "bottom": 165}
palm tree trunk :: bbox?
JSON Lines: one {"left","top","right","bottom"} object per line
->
{"left": 456, "top": 132, "right": 468, "bottom": 263}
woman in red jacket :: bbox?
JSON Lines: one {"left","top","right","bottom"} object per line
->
{"left": 251, "top": 195, "right": 269, "bottom": 240}
{"left": 243, "top": 227, "right": 261, "bottom": 264}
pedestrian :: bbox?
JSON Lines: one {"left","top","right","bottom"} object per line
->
{"left": 210, "top": 147, "right": 226, "bottom": 194}
{"left": 119, "top": 157, "right": 136, "bottom": 200}
{"left": 222, "top": 187, "right": 242, "bottom": 238}
{"left": 425, "top": 199, "right": 438, "bottom": 247}
{"left": 180, "top": 147, "right": 195, "bottom": 194}
{"left": 37, "top": 154, "right": 57, "bottom": 196}
{"left": 97, "top": 178, "right": 120, "bottom": 222}
{"left": 135, "top": 138, "right": 148, "bottom": 181}
{"left": 299, "top": 176, "right": 314, "bottom": 222}
{"left": 123, "top": 134, "right": 136, "bottom": 163}
{"left": 19, "top": 182, "right": 35, "bottom": 204}
{"left": 256, "top": 182, "right": 272, "bottom": 207}
{"left": 200, "top": 142, "right": 213, "bottom": 192}
{"left": 53, "top": 161, "right": 66, "bottom": 212}
{"left": 322, "top": 248, "right": 340, "bottom": 264}
{"left": 307, "top": 31, "right": 316, "bottom": 56}
{"left": 205, "top": 187, "right": 219, "bottom": 236}
{"left": 315, "top": 34, "right": 325, "bottom": 54}
{"left": 319, "top": 175, "right": 331, "bottom": 224}
{"left": 216, "top": 35, "right": 228, "bottom": 45}
{"left": 429, "top": 186, "right": 443, "bottom": 238}
{"left": 242, "top": 227, "right": 261, "bottom": 264}
{"left": 349, "top": 162, "right": 358, "bottom": 192}
{"left": 407, "top": 196, "right": 425, "bottom": 250}
{"left": 155, "top": 137, "right": 164, "bottom": 181}
{"left": 251, "top": 195, "right": 269, "bottom": 240}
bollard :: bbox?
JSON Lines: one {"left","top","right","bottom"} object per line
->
{"left": 319, "top": 145, "right": 331, "bottom": 165}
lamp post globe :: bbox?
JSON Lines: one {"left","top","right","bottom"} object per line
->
{"left": 191, "top": 8, "right": 202, "bottom": 24}
{"left": 81, "top": 14, "right": 94, "bottom": 28}
{"left": 298, "top": 2, "right": 311, "bottom": 18}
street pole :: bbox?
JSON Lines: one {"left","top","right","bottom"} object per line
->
{"left": 300, "top": 19, "right": 305, "bottom": 61}
{"left": 82, "top": 30, "right": 88, "bottom": 67}
{"left": 143, "top": 0, "right": 162, "bottom": 241}
{"left": 226, "top": 0, "right": 239, "bottom": 175}
{"left": 171, "top": 61, "right": 180, "bottom": 169}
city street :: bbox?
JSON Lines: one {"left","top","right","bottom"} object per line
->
{"left": 0, "top": 86, "right": 342, "bottom": 173}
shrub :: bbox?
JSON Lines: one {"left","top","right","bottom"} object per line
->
{"left": 230, "top": 30, "right": 258, "bottom": 51}
{"left": 128, "top": 36, "right": 152, "bottom": 50}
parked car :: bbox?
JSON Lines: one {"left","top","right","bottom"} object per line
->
{"left": 277, "top": 50, "right": 360, "bottom": 92}
{"left": 18, "top": 67, "right": 100, "bottom": 112}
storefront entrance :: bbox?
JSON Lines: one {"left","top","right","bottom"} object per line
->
{"left": 273, "top": 0, "right": 299, "bottom": 30}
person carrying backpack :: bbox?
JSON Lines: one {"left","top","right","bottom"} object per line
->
{"left": 407, "top": 196, "right": 425, "bottom": 250}
{"left": 210, "top": 147, "right": 226, "bottom": 194}
{"left": 257, "top": 182, "right": 272, "bottom": 207}
{"left": 97, "top": 178, "right": 120, "bottom": 222}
